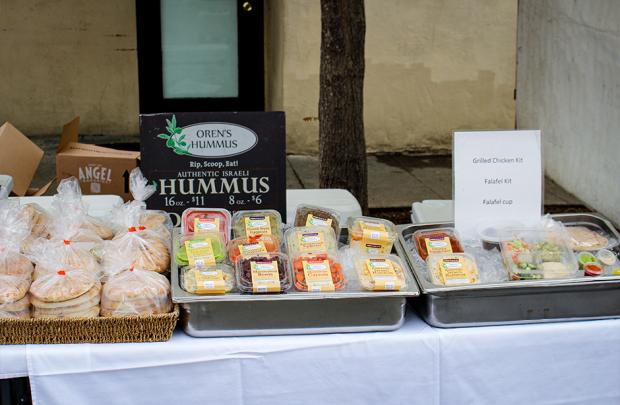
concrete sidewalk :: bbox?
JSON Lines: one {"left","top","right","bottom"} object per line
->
{"left": 287, "top": 154, "right": 584, "bottom": 210}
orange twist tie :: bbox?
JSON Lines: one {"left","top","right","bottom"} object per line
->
{"left": 57, "top": 270, "right": 66, "bottom": 276}
{"left": 138, "top": 226, "right": 146, "bottom": 231}
{"left": 63, "top": 240, "right": 71, "bottom": 245}
{"left": 128, "top": 226, "right": 137, "bottom": 233}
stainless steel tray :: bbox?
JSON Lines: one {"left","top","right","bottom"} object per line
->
{"left": 171, "top": 229, "right": 419, "bottom": 337}
{"left": 396, "top": 213, "right": 620, "bottom": 327}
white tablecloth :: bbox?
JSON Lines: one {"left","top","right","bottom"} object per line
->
{"left": 1, "top": 312, "right": 617, "bottom": 405}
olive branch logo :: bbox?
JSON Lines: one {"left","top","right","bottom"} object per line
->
{"left": 157, "top": 115, "right": 190, "bottom": 155}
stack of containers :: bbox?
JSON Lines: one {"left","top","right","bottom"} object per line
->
{"left": 231, "top": 210, "right": 291, "bottom": 294}
{"left": 178, "top": 208, "right": 234, "bottom": 295}
{"left": 411, "top": 228, "right": 478, "bottom": 286}
{"left": 347, "top": 216, "right": 409, "bottom": 291}
{"left": 285, "top": 225, "right": 345, "bottom": 292}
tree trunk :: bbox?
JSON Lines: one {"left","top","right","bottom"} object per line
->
{"left": 319, "top": 0, "right": 368, "bottom": 213}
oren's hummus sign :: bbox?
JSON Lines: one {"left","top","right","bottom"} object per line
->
{"left": 181, "top": 122, "right": 258, "bottom": 158}
{"left": 140, "top": 112, "right": 286, "bottom": 226}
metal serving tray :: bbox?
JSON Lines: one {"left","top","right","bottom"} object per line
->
{"left": 396, "top": 213, "right": 620, "bottom": 328}
{"left": 171, "top": 229, "right": 419, "bottom": 337}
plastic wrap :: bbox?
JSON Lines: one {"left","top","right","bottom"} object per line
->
{"left": 51, "top": 177, "right": 114, "bottom": 240}
{"left": 109, "top": 168, "right": 172, "bottom": 241}
{"left": 0, "top": 200, "right": 34, "bottom": 279}
{"left": 104, "top": 169, "right": 171, "bottom": 275}
{"left": 101, "top": 267, "right": 171, "bottom": 316}
{"left": 29, "top": 263, "right": 98, "bottom": 304}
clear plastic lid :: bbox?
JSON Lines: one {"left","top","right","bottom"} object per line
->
{"left": 285, "top": 226, "right": 338, "bottom": 257}
{"left": 565, "top": 225, "right": 617, "bottom": 251}
{"left": 181, "top": 208, "right": 232, "bottom": 242}
{"left": 412, "top": 227, "right": 464, "bottom": 261}
{"left": 234, "top": 252, "right": 292, "bottom": 294}
{"left": 175, "top": 232, "right": 227, "bottom": 267}
{"left": 354, "top": 254, "right": 408, "bottom": 291}
{"left": 499, "top": 229, "right": 578, "bottom": 281}
{"left": 293, "top": 204, "right": 341, "bottom": 239}
{"left": 232, "top": 210, "right": 283, "bottom": 240}
{"left": 291, "top": 251, "right": 345, "bottom": 292}
{"left": 227, "top": 235, "right": 280, "bottom": 264}
{"left": 180, "top": 263, "right": 235, "bottom": 295}
{"left": 426, "top": 253, "right": 479, "bottom": 286}
{"left": 347, "top": 216, "right": 397, "bottom": 254}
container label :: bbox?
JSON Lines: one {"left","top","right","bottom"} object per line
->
{"left": 238, "top": 241, "right": 268, "bottom": 257}
{"left": 424, "top": 236, "right": 453, "bottom": 255}
{"left": 439, "top": 257, "right": 471, "bottom": 285}
{"left": 297, "top": 231, "right": 327, "bottom": 253}
{"left": 305, "top": 214, "right": 332, "bottom": 228}
{"left": 192, "top": 269, "right": 226, "bottom": 294}
{"left": 302, "top": 259, "right": 335, "bottom": 292}
{"left": 185, "top": 239, "right": 216, "bottom": 267}
{"left": 365, "top": 258, "right": 401, "bottom": 291}
{"left": 361, "top": 221, "right": 391, "bottom": 254}
{"left": 250, "top": 260, "right": 280, "bottom": 293}
{"left": 244, "top": 216, "right": 272, "bottom": 237}
{"left": 194, "top": 217, "right": 220, "bottom": 234}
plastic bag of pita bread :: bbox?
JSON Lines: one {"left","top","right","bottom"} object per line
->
{"left": 101, "top": 265, "right": 171, "bottom": 317}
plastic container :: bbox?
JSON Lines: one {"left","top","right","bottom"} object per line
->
{"left": 235, "top": 252, "right": 292, "bottom": 294}
{"left": 413, "top": 228, "right": 464, "bottom": 260}
{"left": 577, "top": 252, "right": 598, "bottom": 270}
{"left": 597, "top": 249, "right": 617, "bottom": 266}
{"left": 291, "top": 251, "right": 345, "bottom": 292}
{"left": 175, "top": 232, "right": 227, "bottom": 267}
{"left": 426, "top": 253, "right": 479, "bottom": 286}
{"left": 500, "top": 229, "right": 578, "bottom": 281}
{"left": 354, "top": 254, "right": 408, "bottom": 291}
{"left": 476, "top": 221, "right": 524, "bottom": 251}
{"left": 284, "top": 226, "right": 338, "bottom": 256}
{"left": 583, "top": 262, "right": 603, "bottom": 277}
{"left": 347, "top": 216, "right": 397, "bottom": 254}
{"left": 565, "top": 225, "right": 617, "bottom": 251}
{"left": 232, "top": 210, "right": 283, "bottom": 240}
{"left": 180, "top": 264, "right": 235, "bottom": 295}
{"left": 227, "top": 235, "right": 280, "bottom": 264}
{"left": 293, "top": 204, "right": 341, "bottom": 239}
{"left": 181, "top": 208, "right": 232, "bottom": 242}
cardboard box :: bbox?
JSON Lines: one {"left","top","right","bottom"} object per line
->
{"left": 56, "top": 117, "right": 140, "bottom": 201}
{"left": 0, "top": 122, "right": 44, "bottom": 196}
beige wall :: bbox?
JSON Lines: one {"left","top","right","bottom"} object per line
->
{"left": 0, "top": 0, "right": 516, "bottom": 153}
{"left": 0, "top": 0, "right": 138, "bottom": 136}
{"left": 268, "top": 0, "right": 518, "bottom": 153}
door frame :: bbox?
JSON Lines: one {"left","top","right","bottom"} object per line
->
{"left": 135, "top": 0, "right": 265, "bottom": 113}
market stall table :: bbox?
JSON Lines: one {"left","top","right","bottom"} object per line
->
{"left": 2, "top": 312, "right": 619, "bottom": 405}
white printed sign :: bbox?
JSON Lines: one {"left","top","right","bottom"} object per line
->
{"left": 453, "top": 130, "right": 542, "bottom": 238}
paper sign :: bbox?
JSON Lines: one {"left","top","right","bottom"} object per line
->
{"left": 453, "top": 130, "right": 542, "bottom": 238}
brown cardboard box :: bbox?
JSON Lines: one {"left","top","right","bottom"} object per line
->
{"left": 0, "top": 122, "right": 44, "bottom": 196}
{"left": 56, "top": 117, "right": 139, "bottom": 201}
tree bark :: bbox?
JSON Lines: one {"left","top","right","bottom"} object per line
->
{"left": 319, "top": 0, "right": 368, "bottom": 213}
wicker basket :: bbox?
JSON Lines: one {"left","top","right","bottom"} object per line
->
{"left": 0, "top": 305, "right": 179, "bottom": 345}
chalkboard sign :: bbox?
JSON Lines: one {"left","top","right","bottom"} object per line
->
{"left": 140, "top": 112, "right": 286, "bottom": 226}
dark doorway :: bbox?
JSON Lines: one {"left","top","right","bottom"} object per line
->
{"left": 136, "top": 0, "right": 264, "bottom": 113}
